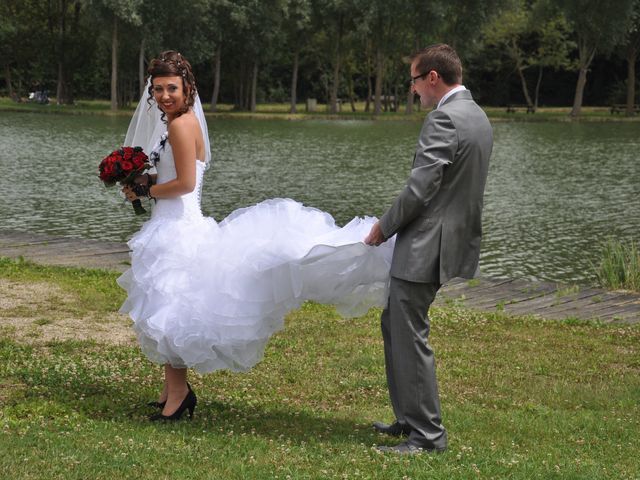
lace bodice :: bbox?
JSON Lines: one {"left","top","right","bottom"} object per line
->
{"left": 151, "top": 135, "right": 206, "bottom": 220}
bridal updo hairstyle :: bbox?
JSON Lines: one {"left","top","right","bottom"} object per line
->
{"left": 147, "top": 50, "right": 197, "bottom": 121}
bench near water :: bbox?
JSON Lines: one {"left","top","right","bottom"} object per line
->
{"left": 610, "top": 104, "right": 640, "bottom": 114}
{"left": 0, "top": 229, "right": 637, "bottom": 324}
{"left": 505, "top": 104, "right": 536, "bottom": 113}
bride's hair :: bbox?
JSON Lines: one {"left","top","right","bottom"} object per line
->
{"left": 147, "top": 50, "right": 197, "bottom": 121}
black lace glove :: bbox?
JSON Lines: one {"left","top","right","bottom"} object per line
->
{"left": 131, "top": 173, "right": 154, "bottom": 199}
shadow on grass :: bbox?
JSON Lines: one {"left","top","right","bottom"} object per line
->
{"left": 1, "top": 338, "right": 383, "bottom": 447}
{"left": 22, "top": 388, "right": 380, "bottom": 447}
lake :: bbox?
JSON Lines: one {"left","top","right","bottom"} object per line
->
{"left": 0, "top": 112, "right": 638, "bottom": 284}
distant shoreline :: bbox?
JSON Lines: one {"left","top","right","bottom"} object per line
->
{"left": 2, "top": 98, "right": 639, "bottom": 122}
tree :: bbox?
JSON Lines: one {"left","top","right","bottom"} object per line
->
{"left": 558, "top": 0, "right": 634, "bottom": 118}
{"left": 360, "top": 0, "right": 406, "bottom": 115}
{"left": 530, "top": 12, "right": 575, "bottom": 109}
{"left": 441, "top": 0, "right": 508, "bottom": 51}
{"left": 484, "top": 1, "right": 536, "bottom": 108}
{"left": 623, "top": 0, "right": 640, "bottom": 115}
{"left": 401, "top": 0, "right": 446, "bottom": 114}
{"left": 92, "top": 0, "right": 143, "bottom": 110}
{"left": 313, "top": 0, "right": 361, "bottom": 114}
{"left": 282, "top": 0, "right": 312, "bottom": 113}
{"left": 0, "top": 0, "right": 51, "bottom": 102}
{"left": 47, "top": 0, "right": 89, "bottom": 105}
{"left": 0, "top": 1, "right": 23, "bottom": 101}
{"left": 192, "top": 0, "right": 237, "bottom": 112}
{"left": 484, "top": 1, "right": 575, "bottom": 109}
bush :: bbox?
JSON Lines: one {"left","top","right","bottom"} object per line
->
{"left": 594, "top": 237, "right": 640, "bottom": 291}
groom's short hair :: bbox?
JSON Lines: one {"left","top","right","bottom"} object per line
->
{"left": 410, "top": 44, "right": 462, "bottom": 86}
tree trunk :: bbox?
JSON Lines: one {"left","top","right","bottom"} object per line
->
{"left": 329, "top": 19, "right": 342, "bottom": 114}
{"left": 56, "top": 0, "right": 68, "bottom": 105}
{"left": 365, "top": 74, "right": 372, "bottom": 112}
{"left": 211, "top": 43, "right": 221, "bottom": 112}
{"left": 250, "top": 61, "right": 258, "bottom": 112}
{"left": 62, "top": 0, "right": 81, "bottom": 105}
{"left": 244, "top": 72, "right": 250, "bottom": 110}
{"left": 516, "top": 65, "right": 533, "bottom": 107}
{"left": 405, "top": 83, "right": 413, "bottom": 114}
{"left": 383, "top": 79, "right": 388, "bottom": 112}
{"left": 5, "top": 64, "right": 17, "bottom": 102}
{"left": 139, "top": 38, "right": 145, "bottom": 96}
{"left": 570, "top": 66, "right": 589, "bottom": 118}
{"left": 237, "top": 64, "right": 244, "bottom": 110}
{"left": 364, "top": 45, "right": 372, "bottom": 112}
{"left": 534, "top": 65, "right": 543, "bottom": 111}
{"left": 373, "top": 48, "right": 383, "bottom": 115}
{"left": 56, "top": 62, "right": 66, "bottom": 104}
{"left": 514, "top": 49, "right": 533, "bottom": 107}
{"left": 110, "top": 15, "right": 118, "bottom": 111}
{"left": 626, "top": 43, "right": 637, "bottom": 116}
{"left": 570, "top": 41, "right": 596, "bottom": 118}
{"left": 242, "top": 63, "right": 250, "bottom": 110}
{"left": 323, "top": 74, "right": 329, "bottom": 107}
{"left": 365, "top": 75, "right": 372, "bottom": 112}
{"left": 409, "top": 35, "right": 420, "bottom": 114}
{"left": 290, "top": 46, "right": 299, "bottom": 113}
{"left": 348, "top": 74, "right": 356, "bottom": 112}
{"left": 510, "top": 38, "right": 532, "bottom": 107}
{"left": 393, "top": 83, "right": 398, "bottom": 112}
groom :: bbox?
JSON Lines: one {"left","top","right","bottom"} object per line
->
{"left": 365, "top": 44, "right": 493, "bottom": 454}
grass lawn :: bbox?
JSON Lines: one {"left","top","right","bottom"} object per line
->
{"left": 0, "top": 258, "right": 638, "bottom": 479}
{"left": 2, "top": 97, "right": 639, "bottom": 123}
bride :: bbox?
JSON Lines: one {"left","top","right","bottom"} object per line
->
{"left": 119, "top": 51, "right": 393, "bottom": 421}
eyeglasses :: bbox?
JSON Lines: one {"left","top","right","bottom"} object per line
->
{"left": 410, "top": 73, "right": 428, "bottom": 86}
{"left": 410, "top": 71, "right": 439, "bottom": 86}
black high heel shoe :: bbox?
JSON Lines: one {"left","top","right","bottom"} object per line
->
{"left": 149, "top": 388, "right": 197, "bottom": 421}
{"left": 148, "top": 383, "right": 192, "bottom": 409}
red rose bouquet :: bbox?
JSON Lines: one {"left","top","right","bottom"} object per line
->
{"left": 99, "top": 146, "right": 151, "bottom": 214}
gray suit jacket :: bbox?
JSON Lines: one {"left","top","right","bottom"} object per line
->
{"left": 379, "top": 90, "right": 493, "bottom": 284}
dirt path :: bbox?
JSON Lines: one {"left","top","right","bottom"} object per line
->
{"left": 0, "top": 278, "right": 136, "bottom": 345}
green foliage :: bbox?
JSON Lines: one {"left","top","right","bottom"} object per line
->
{"left": 559, "top": 0, "right": 634, "bottom": 55}
{"left": 0, "top": 0, "right": 636, "bottom": 109}
{"left": 594, "top": 237, "right": 640, "bottom": 291}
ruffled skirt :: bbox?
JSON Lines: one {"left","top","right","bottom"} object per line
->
{"left": 117, "top": 198, "right": 393, "bottom": 374}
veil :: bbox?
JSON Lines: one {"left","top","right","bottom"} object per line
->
{"left": 124, "top": 78, "right": 211, "bottom": 166}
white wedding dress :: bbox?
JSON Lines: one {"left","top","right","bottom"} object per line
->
{"left": 117, "top": 135, "right": 394, "bottom": 374}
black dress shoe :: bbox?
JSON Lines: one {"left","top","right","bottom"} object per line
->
{"left": 376, "top": 441, "right": 446, "bottom": 455}
{"left": 147, "top": 383, "right": 192, "bottom": 409}
{"left": 149, "top": 388, "right": 197, "bottom": 421}
{"left": 372, "top": 421, "right": 410, "bottom": 437}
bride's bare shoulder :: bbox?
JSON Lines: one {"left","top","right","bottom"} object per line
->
{"left": 168, "top": 111, "right": 199, "bottom": 137}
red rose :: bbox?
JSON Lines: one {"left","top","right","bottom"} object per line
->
{"left": 132, "top": 156, "right": 145, "bottom": 169}
{"left": 121, "top": 160, "right": 134, "bottom": 172}
{"left": 99, "top": 146, "right": 150, "bottom": 192}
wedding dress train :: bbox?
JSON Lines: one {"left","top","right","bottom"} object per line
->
{"left": 117, "top": 136, "right": 394, "bottom": 374}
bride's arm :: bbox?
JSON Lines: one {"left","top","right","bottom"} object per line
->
{"left": 147, "top": 117, "right": 197, "bottom": 199}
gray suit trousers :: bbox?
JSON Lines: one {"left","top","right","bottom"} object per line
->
{"left": 381, "top": 276, "right": 447, "bottom": 449}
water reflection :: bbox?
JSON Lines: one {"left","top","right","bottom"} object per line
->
{"left": 0, "top": 113, "right": 638, "bottom": 284}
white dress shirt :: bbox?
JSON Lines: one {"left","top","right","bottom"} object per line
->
{"left": 437, "top": 85, "right": 466, "bottom": 109}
